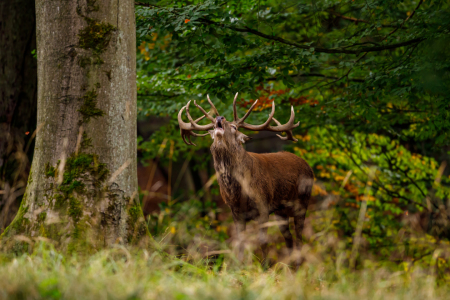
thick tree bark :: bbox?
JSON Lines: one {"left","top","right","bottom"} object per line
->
{"left": 1, "top": 0, "right": 149, "bottom": 252}
{"left": 0, "top": 0, "right": 37, "bottom": 230}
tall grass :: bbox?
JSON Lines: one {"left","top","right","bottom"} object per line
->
{"left": 1, "top": 197, "right": 449, "bottom": 299}
{"left": 0, "top": 239, "right": 448, "bottom": 300}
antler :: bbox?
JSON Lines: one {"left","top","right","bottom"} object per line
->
{"left": 178, "top": 96, "right": 220, "bottom": 146}
{"left": 232, "top": 92, "right": 299, "bottom": 142}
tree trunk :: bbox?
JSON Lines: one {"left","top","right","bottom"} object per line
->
{"left": 1, "top": 0, "right": 149, "bottom": 252}
{"left": 0, "top": 0, "right": 37, "bottom": 230}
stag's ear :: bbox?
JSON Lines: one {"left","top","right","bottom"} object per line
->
{"left": 208, "top": 130, "right": 215, "bottom": 140}
{"left": 237, "top": 132, "right": 251, "bottom": 144}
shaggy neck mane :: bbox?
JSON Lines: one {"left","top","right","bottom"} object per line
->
{"left": 210, "top": 142, "right": 247, "bottom": 171}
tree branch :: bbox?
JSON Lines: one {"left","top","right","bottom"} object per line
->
{"left": 329, "top": 11, "right": 398, "bottom": 28}
{"left": 387, "top": 0, "right": 424, "bottom": 37}
{"left": 135, "top": 1, "right": 160, "bottom": 8}
{"left": 267, "top": 72, "right": 365, "bottom": 83}
{"left": 199, "top": 18, "right": 424, "bottom": 55}
{"left": 330, "top": 11, "right": 371, "bottom": 24}
{"left": 135, "top": 2, "right": 425, "bottom": 54}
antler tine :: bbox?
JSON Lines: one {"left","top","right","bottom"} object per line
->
{"left": 240, "top": 100, "right": 276, "bottom": 131}
{"left": 185, "top": 100, "right": 215, "bottom": 131}
{"left": 178, "top": 98, "right": 219, "bottom": 146}
{"left": 268, "top": 106, "right": 299, "bottom": 132}
{"left": 272, "top": 118, "right": 298, "bottom": 142}
{"left": 178, "top": 106, "right": 207, "bottom": 129}
{"left": 232, "top": 92, "right": 239, "bottom": 121}
{"left": 178, "top": 106, "right": 192, "bottom": 130}
{"left": 207, "top": 95, "right": 220, "bottom": 116}
{"left": 238, "top": 99, "right": 258, "bottom": 124}
{"left": 238, "top": 104, "right": 299, "bottom": 141}
{"left": 180, "top": 129, "right": 209, "bottom": 146}
{"left": 194, "top": 100, "right": 215, "bottom": 122}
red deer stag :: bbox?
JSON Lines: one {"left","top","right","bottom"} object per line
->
{"left": 178, "top": 93, "right": 314, "bottom": 261}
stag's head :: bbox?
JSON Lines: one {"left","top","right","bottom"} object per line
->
{"left": 178, "top": 93, "right": 300, "bottom": 147}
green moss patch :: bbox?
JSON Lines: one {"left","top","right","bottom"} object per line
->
{"left": 77, "top": 56, "right": 92, "bottom": 68}
{"left": 54, "top": 194, "right": 66, "bottom": 209}
{"left": 45, "top": 163, "right": 56, "bottom": 178}
{"left": 37, "top": 212, "right": 47, "bottom": 222}
{"left": 59, "top": 153, "right": 109, "bottom": 196}
{"left": 127, "top": 203, "right": 149, "bottom": 244}
{"left": 81, "top": 132, "right": 93, "bottom": 149}
{"left": 68, "top": 197, "right": 83, "bottom": 223}
{"left": 1, "top": 197, "right": 30, "bottom": 240}
{"left": 86, "top": 0, "right": 99, "bottom": 13}
{"left": 78, "top": 90, "right": 105, "bottom": 123}
{"left": 78, "top": 17, "right": 116, "bottom": 55}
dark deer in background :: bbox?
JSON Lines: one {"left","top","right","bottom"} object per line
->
{"left": 178, "top": 93, "right": 314, "bottom": 262}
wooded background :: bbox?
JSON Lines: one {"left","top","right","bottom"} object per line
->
{"left": 133, "top": 0, "right": 450, "bottom": 265}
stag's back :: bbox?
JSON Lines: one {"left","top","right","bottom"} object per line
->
{"left": 248, "top": 151, "right": 314, "bottom": 208}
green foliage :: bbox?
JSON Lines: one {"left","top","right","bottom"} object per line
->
{"left": 134, "top": 0, "right": 450, "bottom": 267}
{"left": 291, "top": 126, "right": 450, "bottom": 250}
{"left": 135, "top": 0, "right": 450, "bottom": 150}
{"left": 147, "top": 199, "right": 228, "bottom": 247}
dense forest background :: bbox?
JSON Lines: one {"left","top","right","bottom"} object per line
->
{"left": 1, "top": 0, "right": 450, "bottom": 293}
{"left": 130, "top": 0, "right": 450, "bottom": 272}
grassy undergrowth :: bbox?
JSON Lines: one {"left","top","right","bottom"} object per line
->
{"left": 0, "top": 242, "right": 448, "bottom": 300}
{"left": 1, "top": 199, "right": 450, "bottom": 299}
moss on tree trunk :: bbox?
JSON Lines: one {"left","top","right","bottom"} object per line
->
{"left": 1, "top": 0, "right": 150, "bottom": 253}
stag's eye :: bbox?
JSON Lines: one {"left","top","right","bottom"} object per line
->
{"left": 230, "top": 125, "right": 237, "bottom": 131}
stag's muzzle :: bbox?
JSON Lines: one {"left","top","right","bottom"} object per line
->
{"left": 215, "top": 116, "right": 225, "bottom": 136}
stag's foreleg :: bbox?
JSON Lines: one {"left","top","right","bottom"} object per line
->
{"left": 275, "top": 214, "right": 294, "bottom": 252}
{"left": 232, "top": 211, "right": 246, "bottom": 237}
{"left": 231, "top": 208, "right": 247, "bottom": 261}
{"left": 292, "top": 205, "right": 307, "bottom": 267}
{"left": 293, "top": 205, "right": 307, "bottom": 249}
{"left": 294, "top": 175, "right": 312, "bottom": 250}
{"left": 255, "top": 200, "right": 270, "bottom": 267}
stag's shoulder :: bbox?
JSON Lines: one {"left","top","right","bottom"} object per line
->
{"left": 248, "top": 151, "right": 313, "bottom": 176}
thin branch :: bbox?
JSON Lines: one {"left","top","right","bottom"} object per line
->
{"left": 267, "top": 72, "right": 365, "bottom": 83}
{"left": 386, "top": 0, "right": 424, "bottom": 38}
{"left": 293, "top": 52, "right": 368, "bottom": 95}
{"left": 330, "top": 11, "right": 370, "bottom": 24}
{"left": 135, "top": 2, "right": 160, "bottom": 8}
{"left": 137, "top": 93, "right": 181, "bottom": 99}
{"left": 329, "top": 11, "right": 399, "bottom": 29}
{"left": 199, "top": 18, "right": 425, "bottom": 55}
